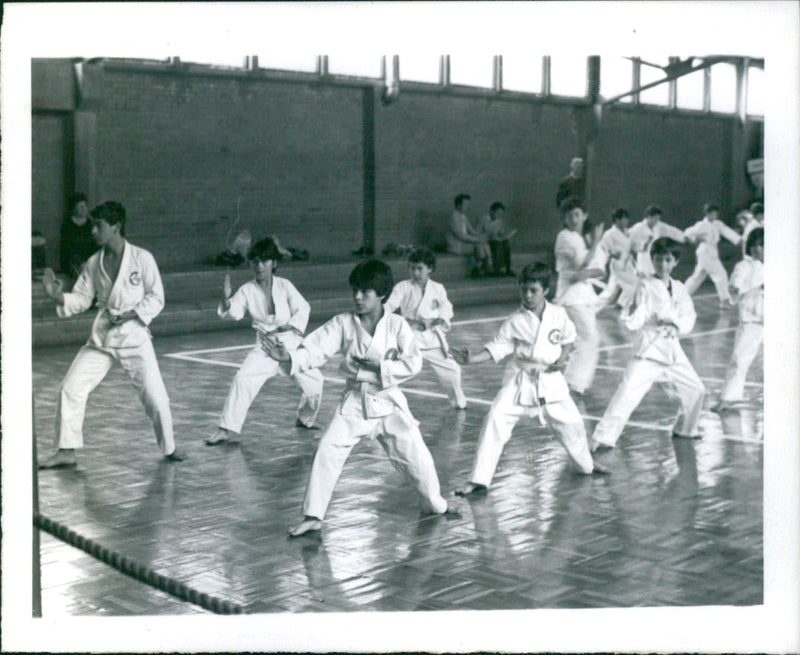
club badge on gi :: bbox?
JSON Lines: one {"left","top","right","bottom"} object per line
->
{"left": 548, "top": 329, "right": 562, "bottom": 344}
{"left": 129, "top": 271, "right": 141, "bottom": 286}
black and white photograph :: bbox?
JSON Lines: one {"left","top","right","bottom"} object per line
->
{"left": 2, "top": 2, "right": 798, "bottom": 653}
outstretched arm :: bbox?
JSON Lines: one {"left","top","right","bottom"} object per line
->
{"left": 450, "top": 346, "right": 492, "bottom": 365}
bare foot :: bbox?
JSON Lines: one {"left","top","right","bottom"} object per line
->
{"left": 590, "top": 439, "right": 614, "bottom": 453}
{"left": 38, "top": 449, "right": 76, "bottom": 469}
{"left": 454, "top": 482, "right": 487, "bottom": 497}
{"left": 710, "top": 401, "right": 734, "bottom": 414}
{"left": 295, "top": 419, "right": 320, "bottom": 430}
{"left": 165, "top": 449, "right": 187, "bottom": 462}
{"left": 205, "top": 428, "right": 231, "bottom": 445}
{"left": 288, "top": 517, "right": 322, "bottom": 537}
{"left": 592, "top": 461, "right": 612, "bottom": 475}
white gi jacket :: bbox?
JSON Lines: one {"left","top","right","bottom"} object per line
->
{"left": 628, "top": 220, "right": 686, "bottom": 274}
{"left": 684, "top": 217, "right": 741, "bottom": 262}
{"left": 288, "top": 311, "right": 422, "bottom": 421}
{"left": 622, "top": 277, "right": 696, "bottom": 365}
{"left": 384, "top": 279, "right": 453, "bottom": 354}
{"left": 554, "top": 229, "right": 597, "bottom": 306}
{"left": 740, "top": 218, "right": 763, "bottom": 256}
{"left": 58, "top": 240, "right": 164, "bottom": 349}
{"left": 484, "top": 302, "right": 577, "bottom": 408}
{"left": 219, "top": 276, "right": 310, "bottom": 349}
{"left": 729, "top": 257, "right": 764, "bottom": 324}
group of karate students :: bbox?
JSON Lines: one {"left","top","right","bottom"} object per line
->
{"left": 38, "top": 196, "right": 764, "bottom": 537}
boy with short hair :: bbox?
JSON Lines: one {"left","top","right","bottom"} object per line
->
{"left": 590, "top": 238, "right": 706, "bottom": 451}
{"left": 628, "top": 205, "right": 687, "bottom": 277}
{"left": 262, "top": 260, "right": 455, "bottom": 536}
{"left": 735, "top": 209, "right": 762, "bottom": 257}
{"left": 683, "top": 202, "right": 742, "bottom": 304}
{"left": 384, "top": 247, "right": 467, "bottom": 409}
{"left": 478, "top": 201, "right": 516, "bottom": 277}
{"left": 591, "top": 207, "right": 639, "bottom": 309}
{"left": 713, "top": 227, "right": 764, "bottom": 412}
{"left": 450, "top": 262, "right": 607, "bottom": 496}
{"left": 205, "top": 236, "right": 324, "bottom": 445}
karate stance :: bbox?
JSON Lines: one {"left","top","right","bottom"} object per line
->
{"left": 262, "top": 260, "right": 456, "bottom": 536}
{"left": 39, "top": 201, "right": 185, "bottom": 468}
{"left": 553, "top": 197, "right": 605, "bottom": 395}
{"left": 451, "top": 262, "right": 608, "bottom": 496}
{"left": 206, "top": 237, "right": 324, "bottom": 445}
{"left": 591, "top": 207, "right": 639, "bottom": 310}
{"left": 683, "top": 202, "right": 741, "bottom": 304}
{"left": 384, "top": 247, "right": 467, "bottom": 409}
{"left": 628, "top": 205, "right": 686, "bottom": 277}
{"left": 713, "top": 228, "right": 764, "bottom": 412}
{"left": 590, "top": 238, "right": 706, "bottom": 451}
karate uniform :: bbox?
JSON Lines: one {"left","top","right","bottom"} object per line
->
{"left": 740, "top": 217, "right": 763, "bottom": 257}
{"left": 592, "top": 276, "right": 706, "bottom": 448}
{"left": 554, "top": 228, "right": 599, "bottom": 394}
{"left": 384, "top": 279, "right": 467, "bottom": 408}
{"left": 628, "top": 219, "right": 687, "bottom": 276}
{"left": 720, "top": 257, "right": 763, "bottom": 402}
{"left": 217, "top": 277, "right": 323, "bottom": 432}
{"left": 285, "top": 311, "right": 449, "bottom": 519}
{"left": 590, "top": 224, "right": 639, "bottom": 309}
{"left": 683, "top": 217, "right": 741, "bottom": 301}
{"left": 468, "top": 302, "right": 595, "bottom": 487}
{"left": 54, "top": 241, "right": 175, "bottom": 455}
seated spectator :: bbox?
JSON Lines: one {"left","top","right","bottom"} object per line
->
{"left": 445, "top": 193, "right": 492, "bottom": 278}
{"left": 555, "top": 157, "right": 585, "bottom": 209}
{"left": 59, "top": 193, "right": 96, "bottom": 279}
{"left": 478, "top": 201, "right": 517, "bottom": 277}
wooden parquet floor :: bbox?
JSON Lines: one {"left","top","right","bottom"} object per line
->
{"left": 33, "top": 289, "right": 763, "bottom": 616}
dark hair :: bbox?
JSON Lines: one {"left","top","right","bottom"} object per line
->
{"left": 644, "top": 204, "right": 663, "bottom": 218}
{"left": 559, "top": 196, "right": 584, "bottom": 217}
{"left": 70, "top": 193, "right": 88, "bottom": 209}
{"left": 248, "top": 236, "right": 283, "bottom": 263}
{"left": 611, "top": 207, "right": 630, "bottom": 222}
{"left": 90, "top": 201, "right": 126, "bottom": 236}
{"left": 349, "top": 259, "right": 394, "bottom": 300}
{"left": 750, "top": 202, "right": 764, "bottom": 216}
{"left": 408, "top": 247, "right": 436, "bottom": 271}
{"left": 454, "top": 193, "right": 471, "bottom": 210}
{"left": 518, "top": 261, "right": 552, "bottom": 291}
{"left": 490, "top": 201, "right": 506, "bottom": 214}
{"left": 650, "top": 237, "right": 682, "bottom": 260}
{"left": 745, "top": 227, "right": 764, "bottom": 256}
{"left": 704, "top": 202, "right": 720, "bottom": 214}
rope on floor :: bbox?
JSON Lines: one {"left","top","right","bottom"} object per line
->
{"left": 33, "top": 513, "right": 246, "bottom": 615}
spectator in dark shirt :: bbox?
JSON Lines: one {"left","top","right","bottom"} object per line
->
{"left": 60, "top": 193, "right": 97, "bottom": 279}
{"left": 555, "top": 157, "right": 585, "bottom": 209}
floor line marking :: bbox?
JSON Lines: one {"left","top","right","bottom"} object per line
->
{"left": 594, "top": 364, "right": 763, "bottom": 388}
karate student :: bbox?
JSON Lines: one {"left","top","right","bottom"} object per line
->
{"left": 684, "top": 203, "right": 742, "bottom": 304}
{"left": 205, "top": 237, "right": 324, "bottom": 445}
{"left": 591, "top": 207, "right": 639, "bottom": 309}
{"left": 628, "top": 205, "right": 686, "bottom": 276}
{"left": 553, "top": 197, "right": 605, "bottom": 395}
{"left": 713, "top": 228, "right": 764, "bottom": 412}
{"left": 38, "top": 201, "right": 185, "bottom": 468}
{"left": 261, "top": 260, "right": 456, "bottom": 536}
{"left": 383, "top": 247, "right": 467, "bottom": 409}
{"left": 735, "top": 209, "right": 762, "bottom": 257}
{"left": 590, "top": 238, "right": 706, "bottom": 451}
{"left": 450, "top": 262, "right": 607, "bottom": 496}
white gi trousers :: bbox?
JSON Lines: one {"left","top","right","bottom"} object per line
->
{"left": 469, "top": 383, "right": 594, "bottom": 487}
{"left": 302, "top": 406, "right": 448, "bottom": 519}
{"left": 563, "top": 304, "right": 599, "bottom": 394}
{"left": 55, "top": 342, "right": 175, "bottom": 454}
{"left": 592, "top": 354, "right": 705, "bottom": 447}
{"left": 684, "top": 254, "right": 731, "bottom": 302}
{"left": 421, "top": 348, "right": 467, "bottom": 409}
{"left": 720, "top": 323, "right": 763, "bottom": 402}
{"left": 219, "top": 347, "right": 323, "bottom": 432}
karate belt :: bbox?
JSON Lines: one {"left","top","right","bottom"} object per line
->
{"left": 343, "top": 378, "right": 403, "bottom": 427}
{"left": 513, "top": 361, "right": 549, "bottom": 426}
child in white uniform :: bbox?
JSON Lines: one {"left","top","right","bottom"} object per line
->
{"left": 451, "top": 262, "right": 608, "bottom": 495}
{"left": 591, "top": 238, "right": 706, "bottom": 450}
{"left": 714, "top": 228, "right": 764, "bottom": 412}
{"left": 592, "top": 207, "right": 639, "bottom": 309}
{"left": 262, "top": 260, "right": 455, "bottom": 536}
{"left": 735, "top": 209, "right": 762, "bottom": 257}
{"left": 628, "top": 205, "right": 687, "bottom": 277}
{"left": 683, "top": 202, "right": 742, "bottom": 304}
{"left": 553, "top": 197, "right": 605, "bottom": 395}
{"left": 206, "top": 237, "right": 324, "bottom": 445}
{"left": 38, "top": 201, "right": 185, "bottom": 468}
{"left": 384, "top": 247, "right": 467, "bottom": 409}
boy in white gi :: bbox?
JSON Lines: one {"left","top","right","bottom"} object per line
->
{"left": 205, "top": 237, "right": 324, "bottom": 445}
{"left": 383, "top": 247, "right": 467, "bottom": 409}
{"left": 735, "top": 209, "right": 762, "bottom": 257}
{"left": 592, "top": 207, "right": 639, "bottom": 310}
{"left": 553, "top": 197, "right": 605, "bottom": 395}
{"left": 683, "top": 202, "right": 742, "bottom": 304}
{"left": 38, "top": 202, "right": 185, "bottom": 468}
{"left": 590, "top": 238, "right": 706, "bottom": 451}
{"left": 261, "top": 260, "right": 456, "bottom": 536}
{"left": 450, "top": 262, "right": 608, "bottom": 496}
{"left": 713, "top": 228, "right": 764, "bottom": 412}
{"left": 628, "top": 205, "right": 686, "bottom": 276}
